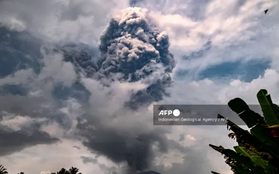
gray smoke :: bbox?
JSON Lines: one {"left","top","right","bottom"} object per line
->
{"left": 43, "top": 7, "right": 176, "bottom": 110}
{"left": 78, "top": 117, "right": 169, "bottom": 172}
{"left": 0, "top": 125, "right": 59, "bottom": 156}
{"left": 0, "top": 6, "right": 179, "bottom": 174}
{"left": 61, "top": 43, "right": 99, "bottom": 78}
{"left": 76, "top": 8, "right": 179, "bottom": 173}
{"left": 97, "top": 7, "right": 175, "bottom": 109}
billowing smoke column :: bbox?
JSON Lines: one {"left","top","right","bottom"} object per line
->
{"left": 97, "top": 7, "right": 175, "bottom": 109}
{"left": 75, "top": 7, "right": 177, "bottom": 173}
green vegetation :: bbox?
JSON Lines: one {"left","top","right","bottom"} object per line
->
{"left": 210, "top": 89, "right": 279, "bottom": 174}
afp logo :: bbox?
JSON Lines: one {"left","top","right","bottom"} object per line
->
{"left": 158, "top": 109, "right": 180, "bottom": 117}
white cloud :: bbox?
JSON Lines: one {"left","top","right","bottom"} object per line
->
{"left": 81, "top": 76, "right": 162, "bottom": 132}
{"left": 33, "top": 49, "right": 78, "bottom": 94}
{"left": 0, "top": 115, "right": 47, "bottom": 131}
{"left": 147, "top": 0, "right": 277, "bottom": 50}
{"left": 165, "top": 69, "right": 279, "bottom": 105}
{"left": 116, "top": 1, "right": 277, "bottom": 95}
{"left": 0, "top": 69, "right": 35, "bottom": 86}
{"left": 0, "top": 139, "right": 117, "bottom": 174}
{"left": 0, "top": 0, "right": 130, "bottom": 45}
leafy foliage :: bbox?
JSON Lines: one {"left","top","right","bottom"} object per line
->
{"left": 210, "top": 89, "right": 279, "bottom": 174}
{"left": 0, "top": 165, "right": 8, "bottom": 174}
{"left": 52, "top": 167, "right": 81, "bottom": 174}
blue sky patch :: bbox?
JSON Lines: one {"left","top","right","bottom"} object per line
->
{"left": 198, "top": 59, "right": 271, "bottom": 82}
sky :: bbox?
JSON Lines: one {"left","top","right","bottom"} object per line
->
{"left": 0, "top": 0, "right": 279, "bottom": 174}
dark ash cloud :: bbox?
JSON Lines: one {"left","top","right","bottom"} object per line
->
{"left": 0, "top": 6, "right": 181, "bottom": 174}
{"left": 79, "top": 123, "right": 169, "bottom": 172}
{"left": 0, "top": 125, "right": 59, "bottom": 156}
{"left": 0, "top": 26, "right": 42, "bottom": 76}
{"left": 75, "top": 8, "right": 178, "bottom": 173}
{"left": 97, "top": 7, "right": 175, "bottom": 109}
{"left": 0, "top": 26, "right": 42, "bottom": 97}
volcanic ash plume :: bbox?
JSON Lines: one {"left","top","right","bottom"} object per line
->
{"left": 97, "top": 7, "right": 175, "bottom": 109}
{"left": 76, "top": 7, "right": 178, "bottom": 174}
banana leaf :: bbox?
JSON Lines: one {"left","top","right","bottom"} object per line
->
{"left": 229, "top": 164, "right": 254, "bottom": 174}
{"left": 234, "top": 146, "right": 273, "bottom": 173}
{"left": 209, "top": 144, "right": 263, "bottom": 173}
{"left": 228, "top": 98, "right": 265, "bottom": 128}
{"left": 257, "top": 89, "right": 279, "bottom": 126}
{"left": 250, "top": 124, "right": 279, "bottom": 155}
{"left": 221, "top": 116, "right": 279, "bottom": 167}
{"left": 211, "top": 172, "right": 221, "bottom": 174}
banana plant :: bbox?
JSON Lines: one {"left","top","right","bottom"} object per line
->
{"left": 210, "top": 89, "right": 279, "bottom": 174}
{"left": 257, "top": 89, "right": 279, "bottom": 126}
{"left": 0, "top": 165, "right": 8, "bottom": 174}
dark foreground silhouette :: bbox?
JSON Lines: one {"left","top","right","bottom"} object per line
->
{"left": 210, "top": 89, "right": 279, "bottom": 174}
{"left": 0, "top": 165, "right": 161, "bottom": 174}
